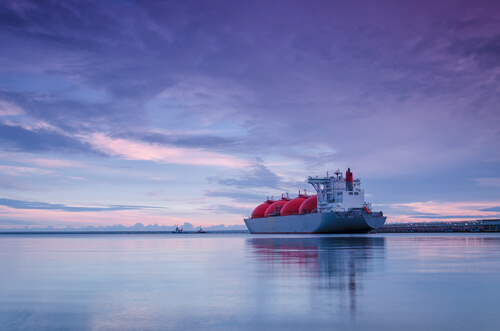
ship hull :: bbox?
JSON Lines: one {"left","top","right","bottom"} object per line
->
{"left": 244, "top": 212, "right": 386, "bottom": 234}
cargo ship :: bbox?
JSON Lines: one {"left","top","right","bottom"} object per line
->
{"left": 244, "top": 168, "right": 386, "bottom": 233}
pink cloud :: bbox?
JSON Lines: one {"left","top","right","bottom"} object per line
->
{"left": 32, "top": 158, "right": 85, "bottom": 168}
{"left": 85, "top": 133, "right": 249, "bottom": 168}
{"left": 0, "top": 203, "right": 247, "bottom": 229}
{"left": 66, "top": 176, "right": 87, "bottom": 181}
{"left": 0, "top": 99, "right": 24, "bottom": 116}
{"left": 0, "top": 165, "right": 53, "bottom": 176}
{"left": 0, "top": 206, "right": 187, "bottom": 228}
{"left": 0, "top": 153, "right": 85, "bottom": 169}
{"left": 386, "top": 200, "right": 500, "bottom": 223}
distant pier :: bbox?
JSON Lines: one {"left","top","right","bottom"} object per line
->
{"left": 377, "top": 219, "right": 500, "bottom": 233}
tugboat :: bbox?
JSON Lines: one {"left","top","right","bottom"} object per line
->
{"left": 197, "top": 227, "right": 206, "bottom": 233}
{"left": 244, "top": 168, "right": 386, "bottom": 234}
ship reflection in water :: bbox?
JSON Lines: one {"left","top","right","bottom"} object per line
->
{"left": 247, "top": 236, "right": 385, "bottom": 317}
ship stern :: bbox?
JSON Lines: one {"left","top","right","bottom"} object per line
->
{"left": 364, "top": 214, "right": 387, "bottom": 230}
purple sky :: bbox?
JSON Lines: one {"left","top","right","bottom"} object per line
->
{"left": 1, "top": 0, "right": 499, "bottom": 228}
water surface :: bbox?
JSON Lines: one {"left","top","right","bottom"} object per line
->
{"left": 1, "top": 233, "right": 499, "bottom": 330}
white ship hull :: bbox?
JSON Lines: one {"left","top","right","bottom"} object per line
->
{"left": 244, "top": 211, "right": 386, "bottom": 234}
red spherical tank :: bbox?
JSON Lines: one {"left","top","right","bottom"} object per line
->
{"left": 251, "top": 201, "right": 272, "bottom": 219}
{"left": 280, "top": 197, "right": 307, "bottom": 216}
{"left": 264, "top": 199, "right": 289, "bottom": 217}
{"left": 299, "top": 195, "right": 317, "bottom": 214}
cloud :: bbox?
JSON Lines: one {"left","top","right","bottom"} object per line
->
{"left": 0, "top": 176, "right": 29, "bottom": 190}
{"left": 0, "top": 205, "right": 186, "bottom": 229}
{"left": 479, "top": 207, "right": 500, "bottom": 212}
{"left": 204, "top": 190, "right": 266, "bottom": 203}
{"left": 85, "top": 133, "right": 248, "bottom": 168}
{"left": 31, "top": 158, "right": 84, "bottom": 168}
{"left": 208, "top": 162, "right": 285, "bottom": 189}
{"left": 440, "top": 19, "right": 500, "bottom": 70}
{"left": 0, "top": 99, "right": 24, "bottom": 116}
{"left": 412, "top": 215, "right": 494, "bottom": 219}
{"left": 0, "top": 123, "right": 100, "bottom": 155}
{"left": 0, "top": 219, "right": 40, "bottom": 225}
{"left": 407, "top": 211, "right": 440, "bottom": 216}
{"left": 116, "top": 130, "right": 243, "bottom": 151}
{"left": 0, "top": 89, "right": 146, "bottom": 132}
{"left": 0, "top": 1, "right": 179, "bottom": 102}
{"left": 386, "top": 200, "right": 500, "bottom": 223}
{"left": 475, "top": 178, "right": 500, "bottom": 188}
{"left": 198, "top": 204, "right": 252, "bottom": 216}
{"left": 148, "top": 190, "right": 164, "bottom": 197}
{"left": 67, "top": 176, "right": 86, "bottom": 181}
{"left": 1, "top": 0, "right": 498, "bottom": 178}
{"left": 207, "top": 160, "right": 310, "bottom": 198}
{"left": 0, "top": 165, "right": 52, "bottom": 176}
{"left": 0, "top": 198, "right": 165, "bottom": 212}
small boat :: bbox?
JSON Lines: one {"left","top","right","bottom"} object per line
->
{"left": 197, "top": 227, "right": 206, "bottom": 233}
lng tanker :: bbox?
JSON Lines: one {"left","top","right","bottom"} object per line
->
{"left": 244, "top": 168, "right": 386, "bottom": 234}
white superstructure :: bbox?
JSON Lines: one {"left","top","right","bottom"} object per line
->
{"left": 308, "top": 168, "right": 371, "bottom": 213}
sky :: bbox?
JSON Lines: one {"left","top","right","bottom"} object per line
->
{"left": 0, "top": 0, "right": 499, "bottom": 229}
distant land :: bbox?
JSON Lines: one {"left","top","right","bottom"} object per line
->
{"left": 0, "top": 222, "right": 247, "bottom": 232}
{"left": 2, "top": 220, "right": 500, "bottom": 233}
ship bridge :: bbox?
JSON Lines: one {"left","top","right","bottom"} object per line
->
{"left": 308, "top": 168, "right": 366, "bottom": 212}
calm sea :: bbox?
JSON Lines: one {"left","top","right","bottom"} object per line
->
{"left": 1, "top": 233, "right": 499, "bottom": 330}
